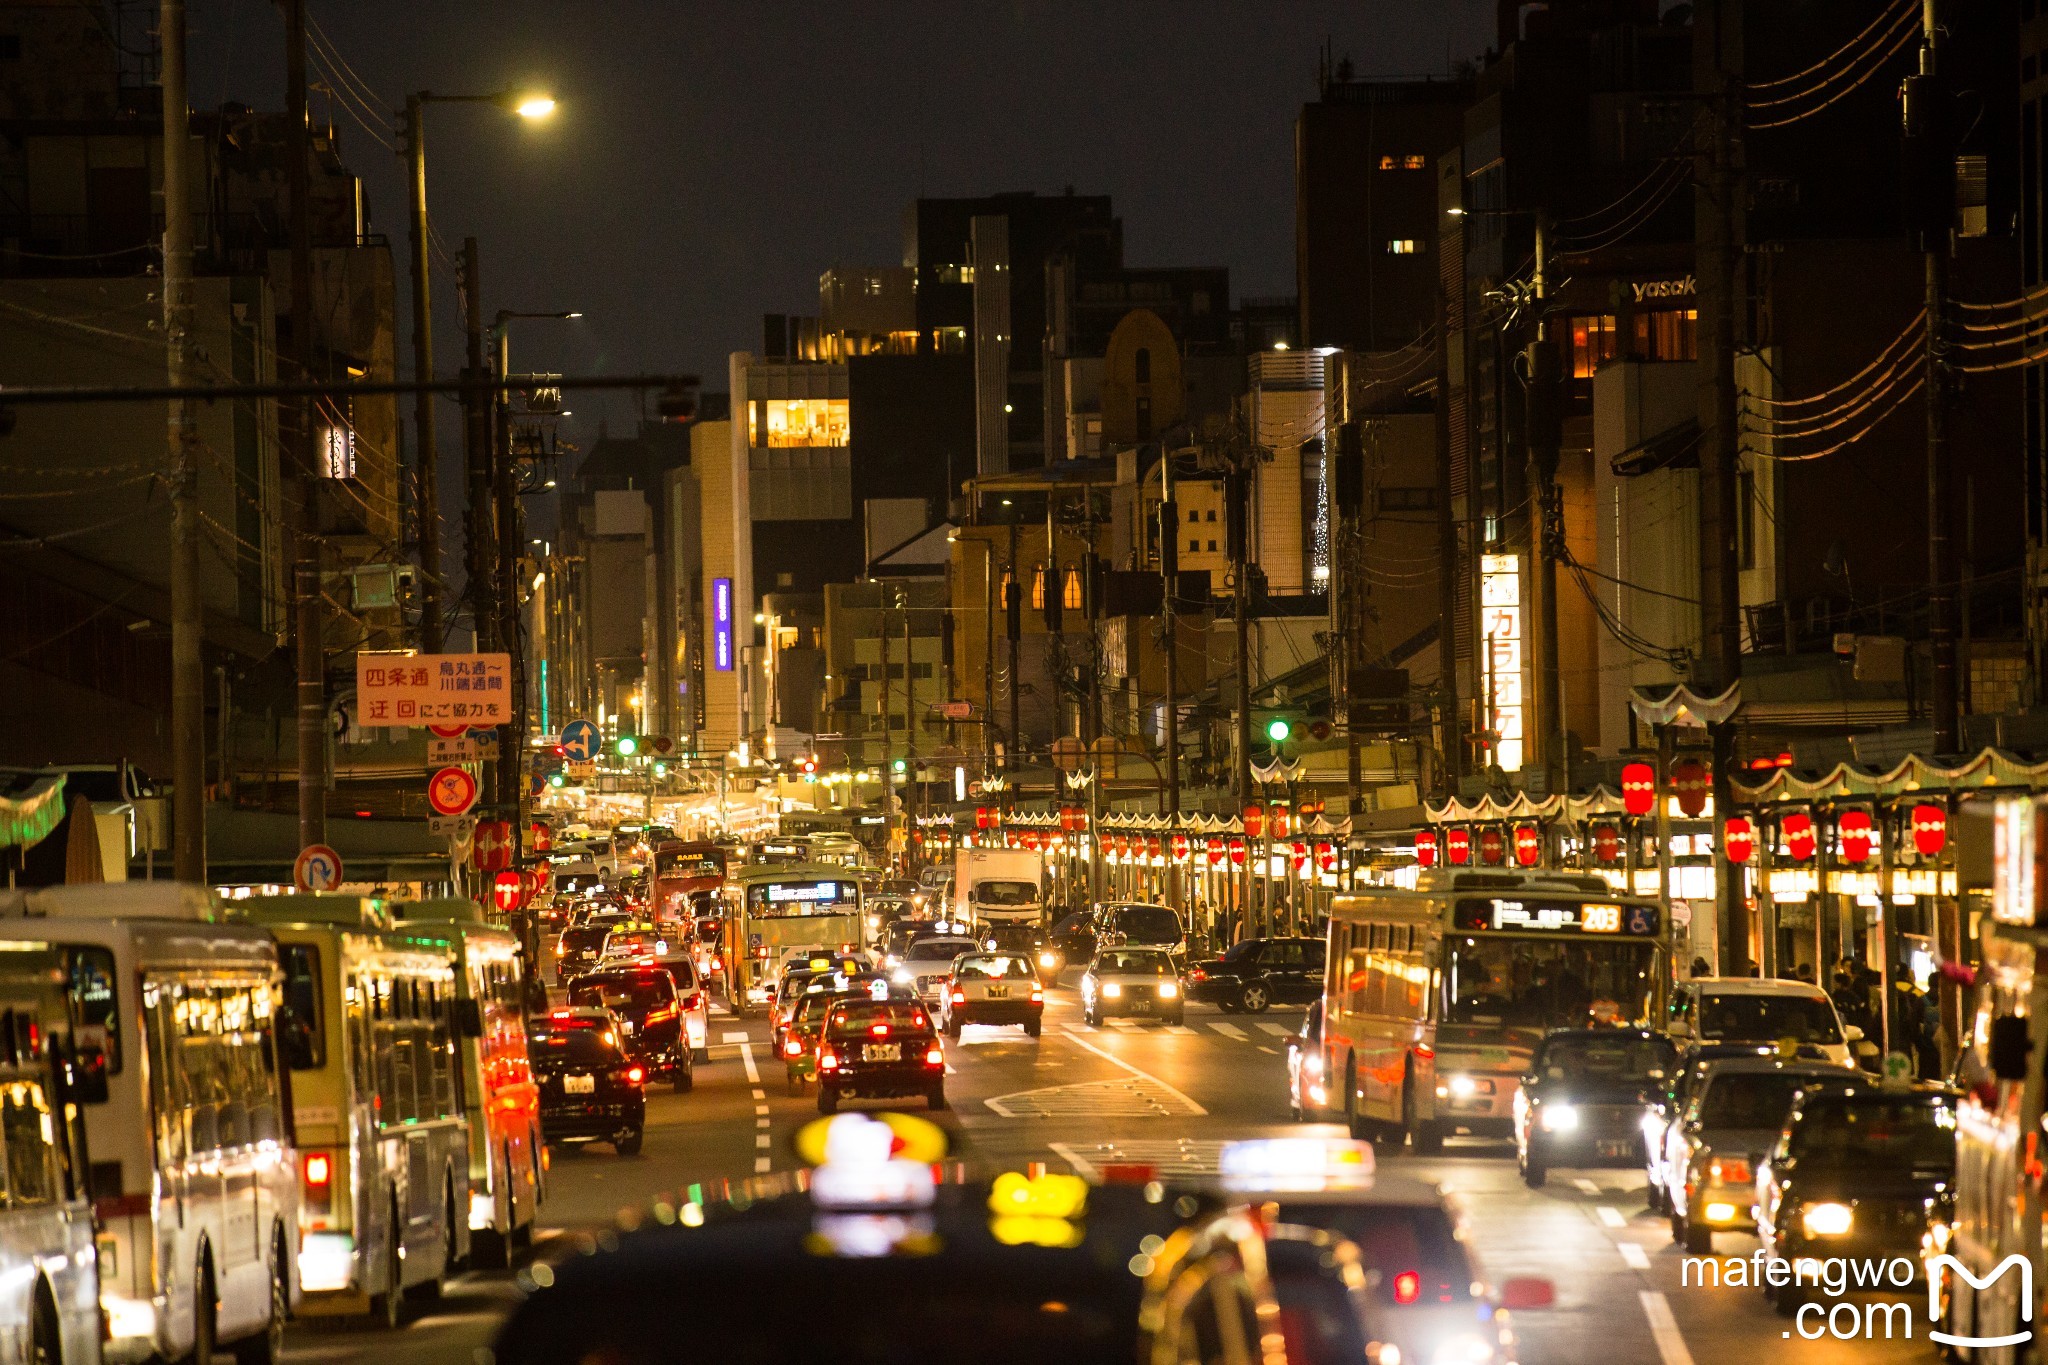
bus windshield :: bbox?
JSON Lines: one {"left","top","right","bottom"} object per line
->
{"left": 1441, "top": 936, "right": 1658, "bottom": 1029}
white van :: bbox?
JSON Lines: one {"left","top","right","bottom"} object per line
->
{"left": 1666, "top": 976, "right": 1866, "bottom": 1068}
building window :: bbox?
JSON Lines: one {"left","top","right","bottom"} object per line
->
{"left": 1377, "top": 154, "right": 1427, "bottom": 171}
{"left": 1387, "top": 239, "right": 1421, "bottom": 255}
{"left": 1186, "top": 507, "right": 1199, "bottom": 523}
{"left": 1570, "top": 315, "right": 1620, "bottom": 379}
{"left": 1062, "top": 567, "right": 1082, "bottom": 611}
{"left": 1207, "top": 540, "right": 1218, "bottom": 552}
{"left": 1379, "top": 487, "right": 1438, "bottom": 512}
{"left": 1637, "top": 309, "right": 1699, "bottom": 361}
{"left": 750, "top": 397, "right": 848, "bottom": 448}
{"left": 1189, "top": 539, "right": 1200, "bottom": 552}
{"left": 1030, "top": 563, "right": 1046, "bottom": 611}
{"left": 1206, "top": 509, "right": 1217, "bottom": 522}
{"left": 933, "top": 326, "right": 968, "bottom": 354}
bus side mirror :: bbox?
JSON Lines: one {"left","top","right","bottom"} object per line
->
{"left": 454, "top": 999, "right": 485, "bottom": 1038}
{"left": 1989, "top": 1015, "right": 2031, "bottom": 1081}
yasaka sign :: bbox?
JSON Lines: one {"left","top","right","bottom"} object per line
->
{"left": 356, "top": 652, "right": 512, "bottom": 726}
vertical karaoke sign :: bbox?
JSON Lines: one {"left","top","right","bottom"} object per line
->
{"left": 713, "top": 577, "right": 734, "bottom": 672}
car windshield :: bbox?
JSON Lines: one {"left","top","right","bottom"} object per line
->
{"left": 566, "top": 976, "right": 675, "bottom": 1014}
{"left": 1696, "top": 993, "right": 1844, "bottom": 1045}
{"left": 561, "top": 927, "right": 610, "bottom": 951}
{"left": 1052, "top": 913, "right": 1090, "bottom": 937}
{"left": 957, "top": 955, "right": 1034, "bottom": 980}
{"left": 604, "top": 930, "right": 666, "bottom": 954}
{"left": 1791, "top": 1097, "right": 1957, "bottom": 1171}
{"left": 906, "top": 940, "right": 972, "bottom": 962}
{"left": 1221, "top": 940, "right": 1264, "bottom": 962}
{"left": 1536, "top": 1034, "right": 1675, "bottom": 1082}
{"left": 1441, "top": 936, "right": 1659, "bottom": 1029}
{"left": 1114, "top": 907, "right": 1181, "bottom": 942}
{"left": 827, "top": 1001, "right": 932, "bottom": 1036}
{"left": 1097, "top": 951, "right": 1174, "bottom": 974}
{"left": 1698, "top": 1072, "right": 1833, "bottom": 1129}
{"left": 973, "top": 880, "right": 1038, "bottom": 906}
{"left": 532, "top": 1029, "right": 623, "bottom": 1067}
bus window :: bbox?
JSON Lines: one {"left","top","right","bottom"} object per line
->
{"left": 2, "top": 1078, "right": 59, "bottom": 1205}
{"left": 65, "top": 947, "right": 121, "bottom": 1074}
{"left": 1441, "top": 936, "right": 1657, "bottom": 1029}
{"left": 281, "top": 944, "right": 324, "bottom": 1069}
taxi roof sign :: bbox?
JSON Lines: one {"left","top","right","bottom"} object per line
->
{"left": 1217, "top": 1138, "right": 1376, "bottom": 1192}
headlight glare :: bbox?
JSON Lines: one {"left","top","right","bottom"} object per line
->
{"left": 1802, "top": 1202, "right": 1854, "bottom": 1237}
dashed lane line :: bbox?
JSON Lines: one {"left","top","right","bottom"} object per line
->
{"left": 1639, "top": 1291, "right": 1695, "bottom": 1365}
{"left": 754, "top": 1156, "right": 770, "bottom": 1174}
{"left": 738, "top": 1041, "right": 761, "bottom": 1085}
{"left": 1574, "top": 1178, "right": 1603, "bottom": 1195}
{"left": 1255, "top": 1022, "right": 1293, "bottom": 1037}
{"left": 1597, "top": 1206, "right": 1628, "bottom": 1228}
{"left": 722, "top": 1030, "right": 750, "bottom": 1043}
{"left": 1619, "top": 1241, "right": 1651, "bottom": 1270}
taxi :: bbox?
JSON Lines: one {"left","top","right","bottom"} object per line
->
{"left": 528, "top": 1007, "right": 649, "bottom": 1156}
{"left": 1513, "top": 1027, "right": 1677, "bottom": 1188}
{"left": 816, "top": 997, "right": 947, "bottom": 1113}
{"left": 564, "top": 965, "right": 695, "bottom": 1092}
{"left": 940, "top": 951, "right": 1045, "bottom": 1037}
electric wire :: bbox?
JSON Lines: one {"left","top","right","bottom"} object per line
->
{"left": 1746, "top": 13, "right": 1918, "bottom": 129}
{"left": 1741, "top": 312, "right": 1924, "bottom": 408}
{"left": 1745, "top": 0, "right": 1917, "bottom": 89}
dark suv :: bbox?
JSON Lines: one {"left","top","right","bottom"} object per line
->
{"left": 1185, "top": 936, "right": 1326, "bottom": 1013}
{"left": 529, "top": 1008, "right": 647, "bottom": 1155}
{"left": 565, "top": 967, "right": 695, "bottom": 1092}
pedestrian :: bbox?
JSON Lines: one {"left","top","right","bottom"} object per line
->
{"left": 1689, "top": 955, "right": 1712, "bottom": 978}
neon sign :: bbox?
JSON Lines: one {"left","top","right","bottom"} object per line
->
{"left": 713, "top": 577, "right": 734, "bottom": 672}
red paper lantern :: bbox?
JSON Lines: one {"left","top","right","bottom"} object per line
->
{"left": 1171, "top": 833, "right": 1190, "bottom": 862}
{"left": 974, "top": 806, "right": 991, "bottom": 831}
{"left": 1270, "top": 807, "right": 1292, "bottom": 840}
{"left": 1671, "top": 759, "right": 1710, "bottom": 818}
{"left": 1415, "top": 829, "right": 1439, "bottom": 867}
{"left": 1317, "top": 843, "right": 1338, "bottom": 874}
{"left": 1724, "top": 816, "right": 1755, "bottom": 864}
{"left": 1591, "top": 823, "right": 1621, "bottom": 864}
{"left": 1446, "top": 828, "right": 1472, "bottom": 865}
{"left": 1513, "top": 824, "right": 1541, "bottom": 867}
{"left": 1839, "top": 808, "right": 1875, "bottom": 863}
{"left": 1785, "top": 812, "right": 1817, "bottom": 861}
{"left": 1620, "top": 761, "right": 1657, "bottom": 817}
{"left": 1243, "top": 802, "right": 1265, "bottom": 839}
{"left": 1290, "top": 840, "right": 1309, "bottom": 869}
{"left": 1228, "top": 838, "right": 1248, "bottom": 866}
{"left": 1479, "top": 828, "right": 1506, "bottom": 865}
{"left": 1207, "top": 840, "right": 1227, "bottom": 867}
{"left": 1147, "top": 836, "right": 1163, "bottom": 859}
{"left": 1912, "top": 803, "right": 1947, "bottom": 857}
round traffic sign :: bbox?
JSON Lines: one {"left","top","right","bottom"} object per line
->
{"left": 491, "top": 869, "right": 527, "bottom": 914}
{"left": 558, "top": 718, "right": 600, "bottom": 763}
{"left": 429, "top": 722, "right": 468, "bottom": 739}
{"left": 293, "top": 843, "right": 344, "bottom": 892}
{"left": 427, "top": 766, "right": 480, "bottom": 816}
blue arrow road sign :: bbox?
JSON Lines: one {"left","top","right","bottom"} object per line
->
{"left": 559, "top": 719, "right": 599, "bottom": 762}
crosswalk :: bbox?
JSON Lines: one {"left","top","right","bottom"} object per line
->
{"left": 1080, "top": 1015, "right": 1300, "bottom": 1044}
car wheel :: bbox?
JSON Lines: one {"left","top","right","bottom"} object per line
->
{"left": 189, "top": 1258, "right": 219, "bottom": 1361}
{"left": 1239, "top": 982, "right": 1271, "bottom": 1013}
{"left": 374, "top": 1208, "right": 405, "bottom": 1329}
{"left": 928, "top": 1085, "right": 949, "bottom": 1111}
{"left": 1344, "top": 1057, "right": 1371, "bottom": 1141}
{"left": 946, "top": 1013, "right": 962, "bottom": 1038}
{"left": 673, "top": 1059, "right": 694, "bottom": 1093}
{"left": 818, "top": 1087, "right": 840, "bottom": 1115}
{"left": 1411, "top": 1119, "right": 1445, "bottom": 1156}
{"left": 1646, "top": 1178, "right": 1669, "bottom": 1215}
{"left": 1680, "top": 1216, "right": 1712, "bottom": 1255}
{"left": 615, "top": 1128, "right": 643, "bottom": 1157}
{"left": 1775, "top": 1283, "right": 1804, "bottom": 1318}
{"left": 1520, "top": 1141, "right": 1546, "bottom": 1188}
{"left": 1025, "top": 1018, "right": 1042, "bottom": 1038}
{"left": 1164, "top": 1010, "right": 1184, "bottom": 1027}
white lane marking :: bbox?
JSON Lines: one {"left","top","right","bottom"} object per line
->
{"left": 754, "top": 1104, "right": 769, "bottom": 1116}
{"left": 1165, "top": 1024, "right": 1198, "bottom": 1035}
{"left": 987, "top": 1075, "right": 1202, "bottom": 1118}
{"left": 722, "top": 1030, "right": 749, "bottom": 1043}
{"left": 751, "top": 1088, "right": 765, "bottom": 1101}
{"left": 1058, "top": 1028, "right": 1209, "bottom": 1115}
{"left": 1574, "top": 1178, "right": 1603, "bottom": 1195}
{"left": 1639, "top": 1291, "right": 1694, "bottom": 1365}
{"left": 1256, "top": 1045, "right": 1279, "bottom": 1055}
{"left": 945, "top": 1063, "right": 958, "bottom": 1075}
{"left": 1051, "top": 1139, "right": 1226, "bottom": 1179}
{"left": 1210, "top": 1022, "right": 1249, "bottom": 1040}
{"left": 1107, "top": 1019, "right": 1137, "bottom": 1029}
{"left": 756, "top": 1133, "right": 771, "bottom": 1149}
{"left": 1619, "top": 1241, "right": 1651, "bottom": 1270}
{"left": 1597, "top": 1206, "right": 1628, "bottom": 1228}
{"left": 1255, "top": 1022, "right": 1293, "bottom": 1037}
{"left": 754, "top": 1156, "right": 771, "bottom": 1174}
{"left": 738, "top": 1042, "right": 760, "bottom": 1085}
{"left": 755, "top": 1118, "right": 770, "bottom": 1129}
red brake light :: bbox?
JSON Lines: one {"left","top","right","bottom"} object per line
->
{"left": 871, "top": 1023, "right": 890, "bottom": 1037}
{"left": 820, "top": 1050, "right": 839, "bottom": 1070}
{"left": 784, "top": 1038, "right": 803, "bottom": 1058}
{"left": 925, "top": 1046, "right": 944, "bottom": 1065}
{"left": 950, "top": 990, "right": 966, "bottom": 1005}
{"left": 626, "top": 1066, "right": 645, "bottom": 1085}
{"left": 1393, "top": 1271, "right": 1421, "bottom": 1305}
{"left": 1190, "top": 967, "right": 1207, "bottom": 981}
{"left": 1412, "top": 1044, "right": 1435, "bottom": 1062}
{"left": 550, "top": 1009, "right": 571, "bottom": 1020}
{"left": 682, "top": 993, "right": 703, "bottom": 1011}
{"left": 303, "top": 1153, "right": 332, "bottom": 1187}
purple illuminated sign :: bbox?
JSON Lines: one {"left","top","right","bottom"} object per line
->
{"left": 713, "top": 578, "right": 734, "bottom": 671}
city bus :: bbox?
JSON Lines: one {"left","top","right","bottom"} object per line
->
{"left": 720, "top": 863, "right": 865, "bottom": 1013}
{"left": 397, "top": 897, "right": 544, "bottom": 1266}
{"left": 650, "top": 841, "right": 728, "bottom": 921}
{"left": 1321, "top": 872, "right": 1668, "bottom": 1154}
{"left": 0, "top": 935, "right": 112, "bottom": 1365}
{"left": 229, "top": 894, "right": 469, "bottom": 1326}
{"left": 0, "top": 881, "right": 300, "bottom": 1365}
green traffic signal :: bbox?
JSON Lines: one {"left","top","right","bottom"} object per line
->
{"left": 653, "top": 760, "right": 668, "bottom": 777}
{"left": 1266, "top": 717, "right": 1292, "bottom": 744}
{"left": 549, "top": 772, "right": 566, "bottom": 788}
{"left": 615, "top": 735, "right": 638, "bottom": 757}
{"left": 892, "top": 758, "right": 908, "bottom": 775}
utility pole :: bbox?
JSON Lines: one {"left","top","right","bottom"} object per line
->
{"left": 162, "top": 0, "right": 204, "bottom": 881}
{"left": 1228, "top": 452, "right": 1254, "bottom": 940}
{"left": 1908, "top": 0, "right": 1958, "bottom": 751}
{"left": 494, "top": 327, "right": 524, "bottom": 809}
{"left": 1005, "top": 514, "right": 1020, "bottom": 815}
{"left": 402, "top": 96, "right": 442, "bottom": 648}
{"left": 461, "top": 237, "right": 496, "bottom": 657}
{"left": 1696, "top": 0, "right": 1750, "bottom": 974}
{"left": 1434, "top": 279, "right": 1463, "bottom": 794}
{"left": 284, "top": 0, "right": 326, "bottom": 849}
{"left": 902, "top": 587, "right": 915, "bottom": 769}
{"left": 1524, "top": 212, "right": 1563, "bottom": 793}
{"left": 1159, "top": 462, "right": 1181, "bottom": 816}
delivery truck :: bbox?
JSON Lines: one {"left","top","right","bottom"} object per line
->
{"left": 953, "top": 847, "right": 1046, "bottom": 928}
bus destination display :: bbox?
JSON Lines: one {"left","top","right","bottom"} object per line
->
{"left": 755, "top": 880, "right": 855, "bottom": 906}
{"left": 1453, "top": 897, "right": 1660, "bottom": 937}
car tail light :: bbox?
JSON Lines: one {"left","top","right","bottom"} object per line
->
{"left": 1030, "top": 985, "right": 1043, "bottom": 1001}
{"left": 303, "top": 1153, "right": 331, "bottom": 1188}
{"left": 1393, "top": 1271, "right": 1421, "bottom": 1305}
{"left": 871, "top": 1023, "right": 890, "bottom": 1037}
{"left": 950, "top": 990, "right": 966, "bottom": 1005}
{"left": 784, "top": 1038, "right": 803, "bottom": 1058}
{"left": 645, "top": 1005, "right": 677, "bottom": 1023}
{"left": 626, "top": 1066, "right": 645, "bottom": 1085}
{"left": 681, "top": 992, "right": 703, "bottom": 1011}
{"left": 1412, "top": 1043, "right": 1435, "bottom": 1062}
{"left": 820, "top": 1049, "right": 839, "bottom": 1070}
{"left": 1710, "top": 1157, "right": 1752, "bottom": 1186}
{"left": 925, "top": 1047, "right": 944, "bottom": 1065}
{"left": 1189, "top": 967, "right": 1207, "bottom": 982}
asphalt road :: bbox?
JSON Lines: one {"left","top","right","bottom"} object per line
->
{"left": 281, "top": 980, "right": 1938, "bottom": 1365}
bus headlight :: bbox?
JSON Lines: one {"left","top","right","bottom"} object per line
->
{"left": 298, "top": 1232, "right": 357, "bottom": 1292}
{"left": 1446, "top": 1074, "right": 1478, "bottom": 1100}
{"left": 102, "top": 1294, "right": 157, "bottom": 1342}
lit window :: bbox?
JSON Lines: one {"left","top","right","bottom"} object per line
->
{"left": 1571, "top": 315, "right": 1619, "bottom": 379}
{"left": 1387, "top": 240, "right": 1421, "bottom": 255}
{"left": 750, "top": 398, "right": 849, "bottom": 448}
{"left": 1377, "top": 154, "right": 1428, "bottom": 171}
{"left": 1062, "top": 567, "right": 1082, "bottom": 611}
{"left": 1030, "top": 563, "right": 1046, "bottom": 611}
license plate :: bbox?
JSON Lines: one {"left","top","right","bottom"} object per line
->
{"left": 986, "top": 985, "right": 1009, "bottom": 999}
{"left": 1597, "top": 1139, "right": 1630, "bottom": 1159}
{"left": 564, "top": 1074, "right": 595, "bottom": 1094}
{"left": 867, "top": 1043, "right": 902, "bottom": 1061}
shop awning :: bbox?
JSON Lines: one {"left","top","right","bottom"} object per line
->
{"left": 1733, "top": 746, "right": 2048, "bottom": 804}
{"left": 0, "top": 774, "right": 65, "bottom": 851}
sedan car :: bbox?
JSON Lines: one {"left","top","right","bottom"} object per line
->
{"left": 891, "top": 935, "right": 977, "bottom": 1006}
{"left": 1661, "top": 1056, "right": 1859, "bottom": 1252}
{"left": 816, "top": 997, "right": 947, "bottom": 1112}
{"left": 528, "top": 1007, "right": 647, "bottom": 1155}
{"left": 1094, "top": 902, "right": 1187, "bottom": 956}
{"left": 1514, "top": 1028, "right": 1677, "bottom": 1188}
{"left": 1754, "top": 1083, "right": 1958, "bottom": 1315}
{"left": 1080, "top": 947, "right": 1184, "bottom": 1026}
{"left": 1642, "top": 1043, "right": 1777, "bottom": 1214}
{"left": 1184, "top": 936, "right": 1325, "bottom": 1013}
{"left": 940, "top": 951, "right": 1044, "bottom": 1037}
{"left": 553, "top": 916, "right": 630, "bottom": 984}
{"left": 564, "top": 967, "right": 694, "bottom": 1092}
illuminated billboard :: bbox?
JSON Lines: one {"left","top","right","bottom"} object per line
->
{"left": 713, "top": 577, "right": 734, "bottom": 671}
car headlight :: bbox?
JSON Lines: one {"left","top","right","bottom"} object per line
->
{"left": 1447, "top": 1073, "right": 1478, "bottom": 1100}
{"left": 1102, "top": 982, "right": 1123, "bottom": 999}
{"left": 1802, "top": 1202, "right": 1854, "bottom": 1238}
{"left": 892, "top": 968, "right": 914, "bottom": 985}
{"left": 1038, "top": 951, "right": 1058, "bottom": 968}
{"left": 1539, "top": 1103, "right": 1578, "bottom": 1133}
{"left": 1428, "top": 1332, "right": 1498, "bottom": 1365}
{"left": 1158, "top": 981, "right": 1179, "bottom": 998}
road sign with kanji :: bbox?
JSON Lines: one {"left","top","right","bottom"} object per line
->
{"left": 293, "top": 844, "right": 343, "bottom": 892}
{"left": 491, "top": 869, "right": 527, "bottom": 914}
{"left": 427, "top": 766, "right": 479, "bottom": 816}
{"left": 559, "top": 719, "right": 599, "bottom": 763}
{"left": 357, "top": 652, "right": 512, "bottom": 726}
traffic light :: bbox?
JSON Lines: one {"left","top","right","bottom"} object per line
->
{"left": 548, "top": 772, "right": 566, "bottom": 788}
{"left": 892, "top": 758, "right": 908, "bottom": 775}
{"left": 653, "top": 760, "right": 668, "bottom": 777}
{"left": 800, "top": 756, "right": 817, "bottom": 777}
{"left": 615, "top": 735, "right": 638, "bottom": 758}
{"left": 1266, "top": 716, "right": 1293, "bottom": 744}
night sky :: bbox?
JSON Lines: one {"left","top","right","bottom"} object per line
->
{"left": 191, "top": 0, "right": 1494, "bottom": 473}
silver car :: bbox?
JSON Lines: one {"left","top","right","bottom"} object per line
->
{"left": 1662, "top": 1055, "right": 1857, "bottom": 1253}
{"left": 891, "top": 935, "right": 977, "bottom": 1006}
{"left": 1081, "top": 947, "right": 1185, "bottom": 1026}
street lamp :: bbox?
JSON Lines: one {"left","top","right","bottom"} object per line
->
{"left": 400, "top": 86, "right": 558, "bottom": 649}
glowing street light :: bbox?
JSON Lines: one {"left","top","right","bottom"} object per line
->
{"left": 514, "top": 94, "right": 558, "bottom": 120}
